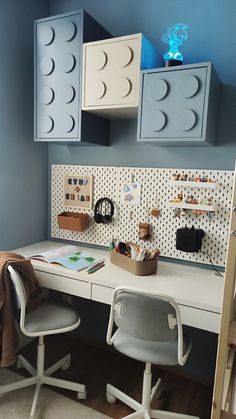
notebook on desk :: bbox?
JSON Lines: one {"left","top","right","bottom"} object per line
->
{"left": 30, "top": 245, "right": 103, "bottom": 272}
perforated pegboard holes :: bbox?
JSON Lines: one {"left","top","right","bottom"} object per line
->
{"left": 51, "top": 165, "right": 233, "bottom": 267}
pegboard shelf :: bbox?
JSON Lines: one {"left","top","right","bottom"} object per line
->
{"left": 170, "top": 180, "right": 218, "bottom": 189}
{"left": 169, "top": 202, "right": 215, "bottom": 211}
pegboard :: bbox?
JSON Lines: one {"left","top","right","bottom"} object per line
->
{"left": 51, "top": 165, "right": 234, "bottom": 267}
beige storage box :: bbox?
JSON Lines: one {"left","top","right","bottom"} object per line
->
{"left": 110, "top": 249, "right": 157, "bottom": 276}
{"left": 82, "top": 33, "right": 159, "bottom": 118}
{"left": 57, "top": 212, "right": 89, "bottom": 232}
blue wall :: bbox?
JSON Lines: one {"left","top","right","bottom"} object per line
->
{"left": 0, "top": 0, "right": 49, "bottom": 250}
{"left": 49, "top": 0, "right": 236, "bottom": 171}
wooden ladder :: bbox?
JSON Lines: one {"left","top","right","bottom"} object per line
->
{"left": 211, "top": 166, "right": 236, "bottom": 419}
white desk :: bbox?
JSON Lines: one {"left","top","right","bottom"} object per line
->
{"left": 14, "top": 240, "right": 224, "bottom": 334}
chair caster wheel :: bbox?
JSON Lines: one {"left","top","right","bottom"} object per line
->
{"left": 77, "top": 389, "right": 87, "bottom": 400}
{"left": 61, "top": 361, "right": 71, "bottom": 371}
{"left": 106, "top": 392, "right": 116, "bottom": 404}
{"left": 17, "top": 358, "right": 23, "bottom": 369}
{"left": 61, "top": 354, "right": 71, "bottom": 371}
{"left": 154, "top": 389, "right": 162, "bottom": 399}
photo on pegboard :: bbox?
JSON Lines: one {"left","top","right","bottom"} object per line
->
{"left": 120, "top": 182, "right": 141, "bottom": 205}
{"left": 64, "top": 174, "right": 93, "bottom": 209}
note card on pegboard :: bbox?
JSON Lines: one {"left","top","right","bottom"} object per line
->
{"left": 64, "top": 174, "right": 93, "bottom": 209}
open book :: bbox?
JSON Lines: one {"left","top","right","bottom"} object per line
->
{"left": 30, "top": 245, "right": 103, "bottom": 272}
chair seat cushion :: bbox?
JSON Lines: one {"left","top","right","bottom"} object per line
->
{"left": 24, "top": 300, "right": 80, "bottom": 335}
{"left": 113, "top": 330, "right": 191, "bottom": 365}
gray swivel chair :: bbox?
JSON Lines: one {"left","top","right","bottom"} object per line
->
{"left": 106, "top": 286, "right": 200, "bottom": 419}
{"left": 0, "top": 266, "right": 87, "bottom": 419}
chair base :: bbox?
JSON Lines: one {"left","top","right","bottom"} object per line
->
{"left": 106, "top": 363, "right": 199, "bottom": 419}
{"left": 0, "top": 337, "right": 86, "bottom": 419}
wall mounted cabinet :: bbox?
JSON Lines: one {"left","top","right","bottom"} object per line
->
{"left": 137, "top": 62, "right": 221, "bottom": 146}
{"left": 82, "top": 33, "right": 159, "bottom": 118}
{"left": 35, "top": 10, "right": 111, "bottom": 144}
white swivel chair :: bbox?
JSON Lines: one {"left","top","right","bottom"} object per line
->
{"left": 0, "top": 266, "right": 87, "bottom": 419}
{"left": 106, "top": 286, "right": 200, "bottom": 419}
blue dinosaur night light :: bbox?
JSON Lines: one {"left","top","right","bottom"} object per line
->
{"left": 161, "top": 23, "right": 188, "bottom": 65}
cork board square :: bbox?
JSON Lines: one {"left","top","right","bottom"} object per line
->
{"left": 64, "top": 174, "right": 93, "bottom": 209}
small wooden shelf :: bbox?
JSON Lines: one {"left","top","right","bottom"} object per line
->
{"left": 169, "top": 202, "right": 215, "bottom": 211}
{"left": 170, "top": 180, "right": 218, "bottom": 189}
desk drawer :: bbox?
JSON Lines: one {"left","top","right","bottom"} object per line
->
{"left": 35, "top": 270, "right": 90, "bottom": 299}
{"left": 179, "top": 305, "right": 220, "bottom": 334}
{"left": 91, "top": 284, "right": 114, "bottom": 304}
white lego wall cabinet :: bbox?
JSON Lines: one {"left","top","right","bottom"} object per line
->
{"left": 82, "top": 34, "right": 159, "bottom": 118}
{"left": 137, "top": 62, "right": 221, "bottom": 146}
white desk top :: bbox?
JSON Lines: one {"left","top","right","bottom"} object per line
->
{"left": 14, "top": 240, "right": 224, "bottom": 333}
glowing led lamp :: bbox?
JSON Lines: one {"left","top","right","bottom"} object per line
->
{"left": 161, "top": 23, "right": 188, "bottom": 62}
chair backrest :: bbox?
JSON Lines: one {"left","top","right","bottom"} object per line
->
{"left": 8, "top": 265, "right": 27, "bottom": 313}
{"left": 113, "top": 288, "right": 179, "bottom": 342}
{"left": 107, "top": 287, "right": 190, "bottom": 365}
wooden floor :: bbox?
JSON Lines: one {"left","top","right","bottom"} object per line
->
{"left": 12, "top": 334, "right": 213, "bottom": 419}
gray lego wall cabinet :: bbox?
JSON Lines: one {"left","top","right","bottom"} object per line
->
{"left": 34, "top": 10, "right": 111, "bottom": 144}
{"left": 137, "top": 63, "right": 221, "bottom": 146}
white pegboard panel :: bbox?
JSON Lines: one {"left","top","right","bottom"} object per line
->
{"left": 51, "top": 165, "right": 118, "bottom": 246}
{"left": 51, "top": 165, "right": 234, "bottom": 267}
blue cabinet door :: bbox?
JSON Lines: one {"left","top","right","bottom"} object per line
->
{"left": 35, "top": 10, "right": 111, "bottom": 145}
{"left": 138, "top": 63, "right": 220, "bottom": 146}
{"left": 36, "top": 13, "right": 81, "bottom": 141}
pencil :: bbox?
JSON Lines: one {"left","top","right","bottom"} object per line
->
{"left": 87, "top": 262, "right": 105, "bottom": 274}
{"left": 87, "top": 260, "right": 104, "bottom": 273}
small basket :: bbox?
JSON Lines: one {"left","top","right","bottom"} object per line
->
{"left": 110, "top": 249, "right": 157, "bottom": 276}
{"left": 57, "top": 212, "right": 89, "bottom": 232}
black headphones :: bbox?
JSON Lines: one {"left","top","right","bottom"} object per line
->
{"left": 93, "top": 197, "right": 114, "bottom": 224}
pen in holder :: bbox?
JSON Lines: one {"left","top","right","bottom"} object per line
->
{"left": 110, "top": 242, "right": 159, "bottom": 276}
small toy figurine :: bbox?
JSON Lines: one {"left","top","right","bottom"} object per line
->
{"left": 173, "top": 208, "right": 181, "bottom": 218}
{"left": 206, "top": 197, "right": 213, "bottom": 206}
{"left": 180, "top": 209, "right": 187, "bottom": 216}
{"left": 192, "top": 209, "right": 205, "bottom": 216}
{"left": 186, "top": 195, "right": 198, "bottom": 204}
{"left": 180, "top": 174, "right": 188, "bottom": 181}
{"left": 161, "top": 23, "right": 188, "bottom": 63}
{"left": 200, "top": 176, "right": 207, "bottom": 182}
{"left": 186, "top": 195, "right": 194, "bottom": 204}
{"left": 174, "top": 193, "right": 183, "bottom": 202}
{"left": 207, "top": 211, "right": 214, "bottom": 219}
{"left": 172, "top": 173, "right": 180, "bottom": 181}
{"left": 194, "top": 177, "right": 201, "bottom": 182}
